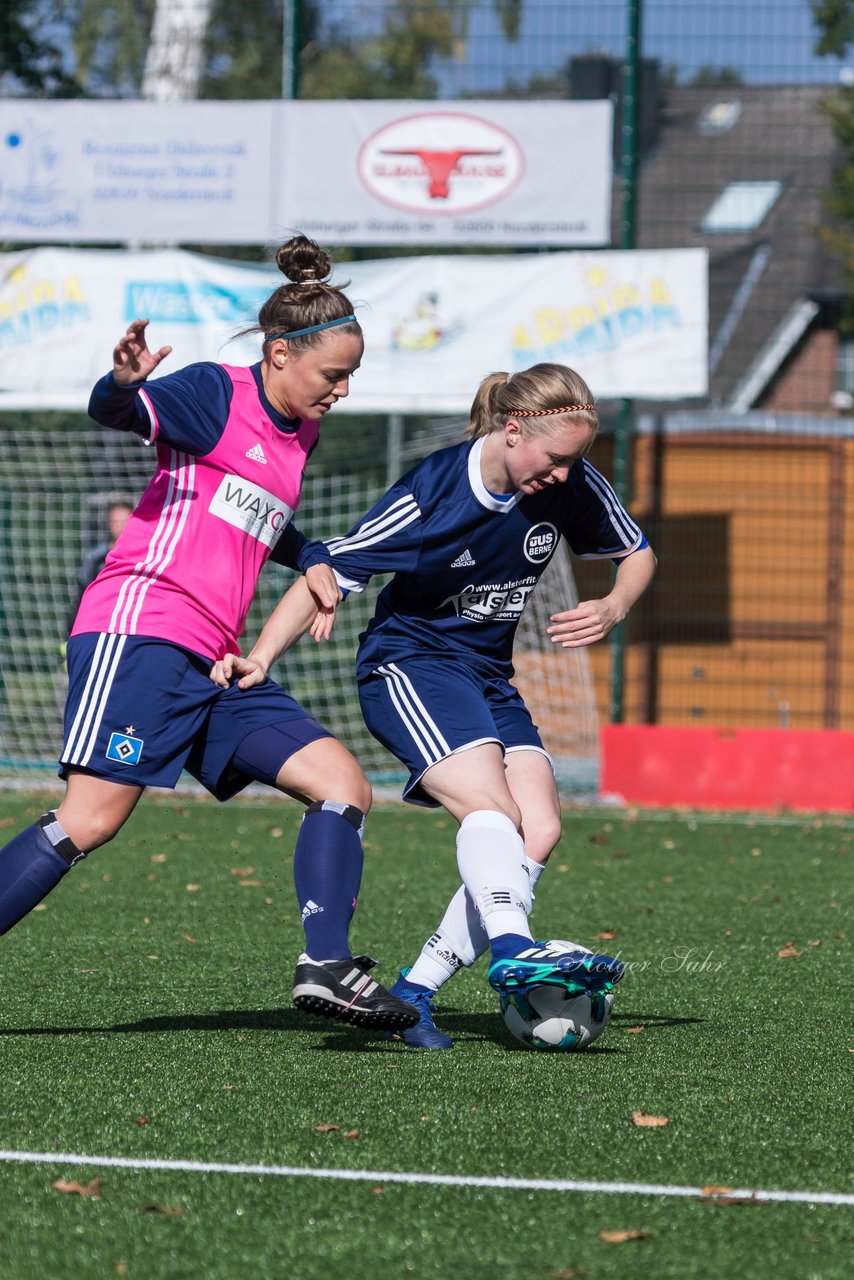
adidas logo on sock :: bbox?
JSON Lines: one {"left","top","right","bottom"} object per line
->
{"left": 246, "top": 442, "right": 267, "bottom": 464}
{"left": 301, "top": 899, "right": 323, "bottom": 922}
{"left": 450, "top": 548, "right": 476, "bottom": 567}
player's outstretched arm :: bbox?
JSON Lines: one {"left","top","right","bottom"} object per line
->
{"left": 112, "top": 318, "right": 173, "bottom": 386}
{"left": 209, "top": 573, "right": 342, "bottom": 689}
{"left": 303, "top": 562, "right": 341, "bottom": 640}
{"left": 547, "top": 544, "right": 657, "bottom": 648}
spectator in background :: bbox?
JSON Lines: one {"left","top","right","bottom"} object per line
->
{"left": 67, "top": 498, "right": 133, "bottom": 634}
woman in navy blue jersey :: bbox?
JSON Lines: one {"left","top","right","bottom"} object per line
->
{"left": 214, "top": 362, "right": 656, "bottom": 1048}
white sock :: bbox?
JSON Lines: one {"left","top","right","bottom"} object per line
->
{"left": 455, "top": 809, "right": 532, "bottom": 942}
{"left": 407, "top": 884, "right": 486, "bottom": 991}
{"left": 407, "top": 851, "right": 550, "bottom": 991}
{"left": 526, "top": 857, "right": 546, "bottom": 896}
{"left": 406, "top": 930, "right": 464, "bottom": 991}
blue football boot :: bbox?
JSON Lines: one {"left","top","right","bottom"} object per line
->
{"left": 488, "top": 939, "right": 624, "bottom": 997}
{"left": 384, "top": 971, "right": 454, "bottom": 1049}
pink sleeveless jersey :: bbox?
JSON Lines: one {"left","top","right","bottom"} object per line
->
{"left": 73, "top": 365, "right": 319, "bottom": 660}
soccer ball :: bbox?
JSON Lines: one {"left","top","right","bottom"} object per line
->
{"left": 500, "top": 984, "right": 614, "bottom": 1052}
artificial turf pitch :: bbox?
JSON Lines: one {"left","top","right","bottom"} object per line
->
{"left": 0, "top": 793, "right": 850, "bottom": 1279}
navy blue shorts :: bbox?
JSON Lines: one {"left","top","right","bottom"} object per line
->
{"left": 358, "top": 656, "right": 550, "bottom": 807}
{"left": 61, "top": 633, "right": 331, "bottom": 800}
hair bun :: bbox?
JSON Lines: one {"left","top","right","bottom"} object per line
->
{"left": 275, "top": 235, "right": 332, "bottom": 285}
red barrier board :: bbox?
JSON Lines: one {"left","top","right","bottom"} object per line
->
{"left": 601, "top": 725, "right": 854, "bottom": 812}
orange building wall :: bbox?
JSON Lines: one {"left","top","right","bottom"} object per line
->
{"left": 574, "top": 429, "right": 854, "bottom": 732}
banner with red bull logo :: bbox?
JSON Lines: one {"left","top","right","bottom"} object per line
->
{"left": 0, "top": 99, "right": 612, "bottom": 247}
{"left": 280, "top": 100, "right": 612, "bottom": 246}
{"left": 0, "top": 245, "right": 707, "bottom": 411}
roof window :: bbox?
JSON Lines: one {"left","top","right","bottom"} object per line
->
{"left": 699, "top": 180, "right": 782, "bottom": 233}
{"left": 696, "top": 100, "right": 742, "bottom": 135}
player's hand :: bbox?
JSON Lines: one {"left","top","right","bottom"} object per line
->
{"left": 112, "top": 318, "right": 172, "bottom": 385}
{"left": 547, "top": 598, "right": 622, "bottom": 648}
{"left": 304, "top": 562, "right": 341, "bottom": 643}
{"left": 210, "top": 653, "right": 269, "bottom": 690}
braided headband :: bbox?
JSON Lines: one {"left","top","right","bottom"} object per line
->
{"left": 509, "top": 403, "right": 595, "bottom": 417}
{"left": 267, "top": 314, "right": 357, "bottom": 342}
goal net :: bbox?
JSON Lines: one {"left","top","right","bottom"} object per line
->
{"left": 0, "top": 423, "right": 600, "bottom": 799}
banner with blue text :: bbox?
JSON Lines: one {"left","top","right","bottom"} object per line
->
{"left": 0, "top": 246, "right": 707, "bottom": 411}
{"left": 0, "top": 99, "right": 612, "bottom": 247}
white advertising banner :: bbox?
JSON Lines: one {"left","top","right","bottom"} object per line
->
{"left": 0, "top": 101, "right": 273, "bottom": 243}
{"left": 0, "top": 99, "right": 612, "bottom": 247}
{"left": 279, "top": 100, "right": 613, "bottom": 246}
{"left": 0, "top": 246, "right": 707, "bottom": 412}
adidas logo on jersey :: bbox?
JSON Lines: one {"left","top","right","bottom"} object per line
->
{"left": 245, "top": 442, "right": 268, "bottom": 464}
{"left": 450, "top": 548, "right": 476, "bottom": 567}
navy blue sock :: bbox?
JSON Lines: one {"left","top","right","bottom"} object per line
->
{"left": 489, "top": 932, "right": 534, "bottom": 962}
{"left": 293, "top": 802, "right": 365, "bottom": 960}
{"left": 0, "top": 814, "right": 86, "bottom": 936}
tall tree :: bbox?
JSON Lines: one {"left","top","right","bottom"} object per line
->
{"left": 71, "top": 0, "right": 156, "bottom": 96}
{"left": 143, "top": 0, "right": 213, "bottom": 100}
{"left": 13, "top": 1, "right": 525, "bottom": 101}
{"left": 813, "top": 0, "right": 854, "bottom": 309}
{"left": 202, "top": 1, "right": 521, "bottom": 102}
{"left": 0, "top": 0, "right": 81, "bottom": 95}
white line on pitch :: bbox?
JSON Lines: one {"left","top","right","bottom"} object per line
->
{"left": 0, "top": 1150, "right": 851, "bottom": 1206}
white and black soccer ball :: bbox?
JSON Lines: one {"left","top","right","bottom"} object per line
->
{"left": 500, "top": 984, "right": 614, "bottom": 1052}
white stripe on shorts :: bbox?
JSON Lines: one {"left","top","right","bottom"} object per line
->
{"left": 63, "top": 633, "right": 127, "bottom": 766}
{"left": 376, "top": 663, "right": 452, "bottom": 766}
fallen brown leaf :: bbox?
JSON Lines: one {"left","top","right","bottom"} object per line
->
{"left": 135, "top": 1116, "right": 149, "bottom": 1126}
{"left": 625, "top": 1026, "right": 645, "bottom": 1034}
{"left": 315, "top": 1123, "right": 341, "bottom": 1133}
{"left": 777, "top": 943, "right": 801, "bottom": 957}
{"left": 52, "top": 1177, "right": 102, "bottom": 1198}
{"left": 807, "top": 939, "right": 822, "bottom": 947}
{"left": 598, "top": 1229, "right": 649, "bottom": 1244}
{"left": 230, "top": 867, "right": 255, "bottom": 876}
{"left": 592, "top": 929, "right": 617, "bottom": 940}
{"left": 631, "top": 1111, "right": 670, "bottom": 1128}
{"left": 344, "top": 1129, "right": 360, "bottom": 1139}
{"left": 700, "top": 1185, "right": 733, "bottom": 1197}
{"left": 701, "top": 1193, "right": 760, "bottom": 1207}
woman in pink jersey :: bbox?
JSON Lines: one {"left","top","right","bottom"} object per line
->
{"left": 0, "top": 234, "right": 417, "bottom": 1035}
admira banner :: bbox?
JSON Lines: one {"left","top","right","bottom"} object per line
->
{"left": 0, "top": 245, "right": 708, "bottom": 410}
